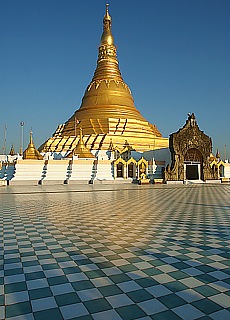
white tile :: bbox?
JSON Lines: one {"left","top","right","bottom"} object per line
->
{"left": 209, "top": 293, "right": 230, "bottom": 308}
{"left": 44, "top": 269, "right": 65, "bottom": 278}
{"left": 92, "top": 309, "right": 123, "bottom": 320}
{"left": 146, "top": 284, "right": 172, "bottom": 298}
{"left": 179, "top": 277, "right": 204, "bottom": 288}
{"left": 31, "top": 296, "right": 57, "bottom": 312}
{"left": 112, "top": 259, "right": 130, "bottom": 267}
{"left": 133, "top": 262, "right": 153, "bottom": 270}
{"left": 5, "top": 291, "right": 29, "bottom": 305}
{"left": 79, "top": 264, "right": 99, "bottom": 272}
{"left": 182, "top": 267, "right": 203, "bottom": 276}
{"left": 23, "top": 265, "right": 43, "bottom": 273}
{"left": 209, "top": 281, "right": 230, "bottom": 292}
{"left": 6, "top": 313, "right": 34, "bottom": 320}
{"left": 117, "top": 280, "right": 142, "bottom": 293}
{"left": 39, "top": 258, "right": 57, "bottom": 265}
{"left": 138, "top": 298, "right": 167, "bottom": 315}
{"left": 208, "top": 271, "right": 229, "bottom": 280}
{"left": 58, "top": 261, "right": 77, "bottom": 268}
{"left": 209, "top": 309, "right": 230, "bottom": 320}
{"left": 4, "top": 274, "right": 25, "bottom": 284}
{"left": 106, "top": 294, "right": 133, "bottom": 308}
{"left": 27, "top": 278, "right": 49, "bottom": 290}
{"left": 209, "top": 262, "right": 228, "bottom": 270}
{"left": 91, "top": 277, "right": 113, "bottom": 287}
{"left": 153, "top": 274, "right": 175, "bottom": 284}
{"left": 156, "top": 265, "right": 178, "bottom": 273}
{"left": 66, "top": 273, "right": 88, "bottom": 282}
{"left": 78, "top": 288, "right": 103, "bottom": 301}
{"left": 60, "top": 303, "right": 89, "bottom": 319}
{"left": 4, "top": 263, "right": 22, "bottom": 270}
{"left": 126, "top": 270, "right": 148, "bottom": 280}
{"left": 173, "top": 304, "right": 205, "bottom": 320}
{"left": 176, "top": 289, "right": 204, "bottom": 303}
{"left": 102, "top": 267, "right": 122, "bottom": 276}
{"left": 0, "top": 286, "right": 3, "bottom": 295}
{"left": 51, "top": 283, "right": 74, "bottom": 295}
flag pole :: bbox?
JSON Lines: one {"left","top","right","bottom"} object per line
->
{"left": 74, "top": 117, "right": 76, "bottom": 137}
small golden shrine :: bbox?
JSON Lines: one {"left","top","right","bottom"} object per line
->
{"left": 9, "top": 144, "right": 15, "bottom": 156}
{"left": 66, "top": 128, "right": 94, "bottom": 159}
{"left": 23, "top": 131, "right": 43, "bottom": 160}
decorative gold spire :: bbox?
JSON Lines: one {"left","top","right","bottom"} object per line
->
{"left": 92, "top": 3, "right": 122, "bottom": 82}
{"left": 29, "top": 130, "right": 33, "bottom": 145}
{"left": 108, "top": 139, "right": 114, "bottom": 151}
{"left": 23, "top": 130, "right": 43, "bottom": 160}
{"left": 9, "top": 144, "right": 15, "bottom": 156}
{"left": 67, "top": 127, "right": 94, "bottom": 158}
{"left": 216, "top": 149, "right": 220, "bottom": 159}
{"left": 100, "top": 4, "right": 113, "bottom": 46}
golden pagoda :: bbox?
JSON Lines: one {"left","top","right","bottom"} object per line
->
{"left": 39, "top": 4, "right": 168, "bottom": 154}
{"left": 9, "top": 144, "right": 15, "bottom": 156}
{"left": 23, "top": 130, "right": 43, "bottom": 160}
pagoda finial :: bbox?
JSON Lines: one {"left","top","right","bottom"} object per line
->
{"left": 79, "top": 126, "right": 83, "bottom": 142}
{"left": 78, "top": 126, "right": 85, "bottom": 150}
{"left": 216, "top": 149, "right": 220, "bottom": 159}
{"left": 29, "top": 128, "right": 33, "bottom": 145}
{"left": 101, "top": 3, "right": 114, "bottom": 45}
{"left": 91, "top": 4, "right": 123, "bottom": 82}
{"left": 104, "top": 4, "right": 111, "bottom": 22}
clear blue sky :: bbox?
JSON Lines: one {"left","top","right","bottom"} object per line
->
{"left": 0, "top": 0, "right": 230, "bottom": 159}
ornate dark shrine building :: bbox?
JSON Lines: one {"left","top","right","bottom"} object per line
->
{"left": 164, "top": 113, "right": 218, "bottom": 182}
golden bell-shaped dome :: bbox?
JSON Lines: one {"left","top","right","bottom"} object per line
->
{"left": 62, "top": 4, "right": 151, "bottom": 134}
{"left": 39, "top": 4, "right": 168, "bottom": 154}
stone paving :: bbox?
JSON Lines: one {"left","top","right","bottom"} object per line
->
{"left": 0, "top": 183, "right": 230, "bottom": 320}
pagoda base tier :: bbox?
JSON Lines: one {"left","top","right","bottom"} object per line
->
{"left": 39, "top": 118, "right": 168, "bottom": 154}
{"left": 40, "top": 134, "right": 168, "bottom": 154}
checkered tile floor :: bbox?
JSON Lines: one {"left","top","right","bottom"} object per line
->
{"left": 0, "top": 184, "right": 230, "bottom": 320}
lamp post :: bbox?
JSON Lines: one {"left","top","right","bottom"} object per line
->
{"left": 224, "top": 144, "right": 227, "bottom": 162}
{"left": 3, "top": 124, "right": 7, "bottom": 155}
{"left": 20, "top": 121, "right": 24, "bottom": 156}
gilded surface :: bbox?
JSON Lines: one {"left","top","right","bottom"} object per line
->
{"left": 39, "top": 5, "right": 168, "bottom": 154}
{"left": 23, "top": 131, "right": 43, "bottom": 160}
{"left": 66, "top": 127, "right": 95, "bottom": 159}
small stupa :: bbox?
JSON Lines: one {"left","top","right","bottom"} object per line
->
{"left": 23, "top": 130, "right": 43, "bottom": 160}
{"left": 66, "top": 127, "right": 94, "bottom": 159}
{"left": 9, "top": 144, "right": 15, "bottom": 156}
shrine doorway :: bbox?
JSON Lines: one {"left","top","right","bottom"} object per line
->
{"left": 184, "top": 148, "right": 202, "bottom": 180}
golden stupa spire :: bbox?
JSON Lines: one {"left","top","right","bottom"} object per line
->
{"left": 101, "top": 4, "right": 113, "bottom": 45}
{"left": 92, "top": 3, "right": 123, "bottom": 82}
